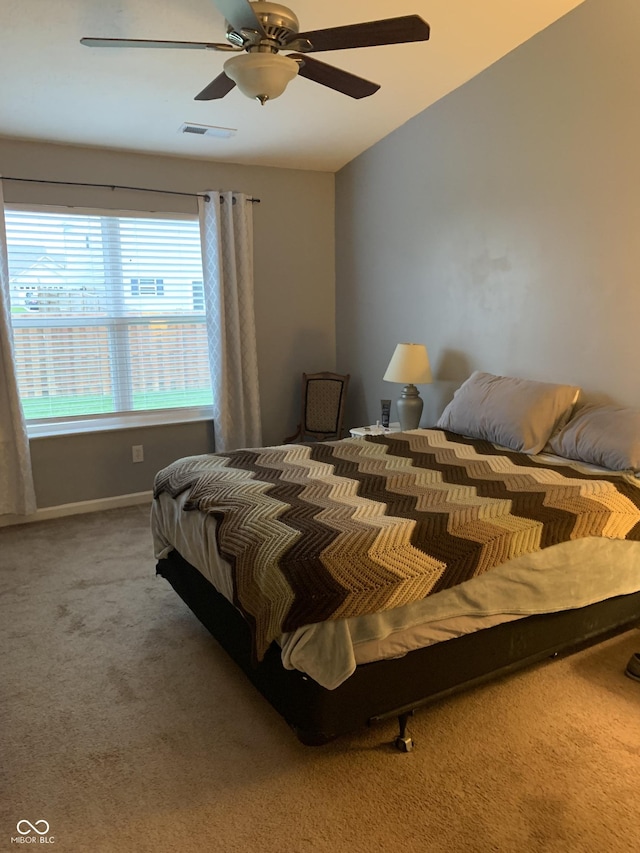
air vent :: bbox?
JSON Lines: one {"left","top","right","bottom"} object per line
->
{"left": 179, "top": 123, "right": 237, "bottom": 139}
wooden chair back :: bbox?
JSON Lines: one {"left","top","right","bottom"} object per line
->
{"left": 284, "top": 372, "right": 350, "bottom": 443}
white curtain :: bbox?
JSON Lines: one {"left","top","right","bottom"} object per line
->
{"left": 0, "top": 181, "right": 36, "bottom": 515}
{"left": 198, "top": 191, "right": 262, "bottom": 452}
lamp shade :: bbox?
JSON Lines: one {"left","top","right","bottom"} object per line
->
{"left": 224, "top": 53, "right": 299, "bottom": 104}
{"left": 383, "top": 343, "right": 432, "bottom": 385}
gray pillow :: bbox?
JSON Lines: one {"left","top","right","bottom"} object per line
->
{"left": 436, "top": 371, "right": 580, "bottom": 455}
{"left": 547, "top": 404, "right": 640, "bottom": 471}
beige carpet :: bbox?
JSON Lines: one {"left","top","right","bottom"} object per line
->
{"left": 1, "top": 506, "right": 639, "bottom": 853}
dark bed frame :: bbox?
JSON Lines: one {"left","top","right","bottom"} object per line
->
{"left": 157, "top": 549, "right": 640, "bottom": 750}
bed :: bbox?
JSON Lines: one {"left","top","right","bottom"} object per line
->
{"left": 152, "top": 373, "right": 640, "bottom": 748}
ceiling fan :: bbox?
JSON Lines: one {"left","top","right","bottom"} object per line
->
{"left": 81, "top": 0, "right": 430, "bottom": 105}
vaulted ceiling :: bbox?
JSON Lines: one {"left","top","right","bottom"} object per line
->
{"left": 0, "top": 0, "right": 585, "bottom": 172}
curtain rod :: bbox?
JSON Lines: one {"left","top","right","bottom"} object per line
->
{"left": 1, "top": 176, "right": 260, "bottom": 203}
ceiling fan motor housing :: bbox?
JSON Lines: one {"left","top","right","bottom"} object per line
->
{"left": 226, "top": 2, "right": 300, "bottom": 50}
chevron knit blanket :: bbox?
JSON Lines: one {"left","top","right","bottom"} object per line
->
{"left": 153, "top": 429, "right": 640, "bottom": 659}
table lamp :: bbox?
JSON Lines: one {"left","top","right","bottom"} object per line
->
{"left": 383, "top": 343, "right": 432, "bottom": 431}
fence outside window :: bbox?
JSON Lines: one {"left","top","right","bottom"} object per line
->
{"left": 6, "top": 207, "right": 212, "bottom": 421}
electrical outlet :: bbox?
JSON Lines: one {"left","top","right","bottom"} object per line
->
{"left": 132, "top": 445, "right": 144, "bottom": 463}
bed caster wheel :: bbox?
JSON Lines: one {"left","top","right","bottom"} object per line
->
{"left": 394, "top": 710, "right": 414, "bottom": 752}
{"left": 394, "top": 735, "right": 414, "bottom": 752}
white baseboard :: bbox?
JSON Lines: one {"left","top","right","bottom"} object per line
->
{"left": 0, "top": 491, "right": 153, "bottom": 528}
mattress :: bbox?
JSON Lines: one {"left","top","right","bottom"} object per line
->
{"left": 151, "top": 443, "right": 640, "bottom": 689}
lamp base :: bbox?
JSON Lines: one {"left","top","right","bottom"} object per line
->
{"left": 396, "top": 384, "right": 423, "bottom": 431}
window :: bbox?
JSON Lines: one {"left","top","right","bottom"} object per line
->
{"left": 5, "top": 208, "right": 212, "bottom": 424}
{"left": 130, "top": 278, "right": 165, "bottom": 298}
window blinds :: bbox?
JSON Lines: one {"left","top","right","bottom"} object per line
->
{"left": 5, "top": 208, "right": 212, "bottom": 421}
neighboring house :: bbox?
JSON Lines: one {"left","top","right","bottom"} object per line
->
{"left": 8, "top": 233, "right": 202, "bottom": 316}
{"left": 9, "top": 251, "right": 67, "bottom": 312}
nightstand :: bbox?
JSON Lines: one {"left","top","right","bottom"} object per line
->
{"left": 350, "top": 422, "right": 401, "bottom": 437}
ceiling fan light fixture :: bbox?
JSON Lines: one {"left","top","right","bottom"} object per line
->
{"left": 223, "top": 52, "right": 298, "bottom": 104}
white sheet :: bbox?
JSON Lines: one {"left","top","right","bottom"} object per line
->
{"left": 151, "top": 451, "right": 640, "bottom": 690}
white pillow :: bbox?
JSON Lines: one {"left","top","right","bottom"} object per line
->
{"left": 547, "top": 404, "right": 640, "bottom": 471}
{"left": 436, "top": 371, "right": 580, "bottom": 455}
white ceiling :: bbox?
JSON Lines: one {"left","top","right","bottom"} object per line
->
{"left": 0, "top": 0, "right": 585, "bottom": 173}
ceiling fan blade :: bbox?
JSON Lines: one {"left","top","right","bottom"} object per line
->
{"left": 194, "top": 72, "right": 236, "bottom": 100}
{"left": 294, "top": 15, "right": 430, "bottom": 53}
{"left": 212, "top": 0, "right": 266, "bottom": 36}
{"left": 80, "top": 37, "right": 237, "bottom": 51}
{"left": 288, "top": 54, "right": 379, "bottom": 99}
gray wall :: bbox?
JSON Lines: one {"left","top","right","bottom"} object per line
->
{"left": 335, "top": 0, "right": 640, "bottom": 430}
{"left": 30, "top": 421, "right": 214, "bottom": 507}
{"left": 1, "top": 139, "right": 335, "bottom": 507}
